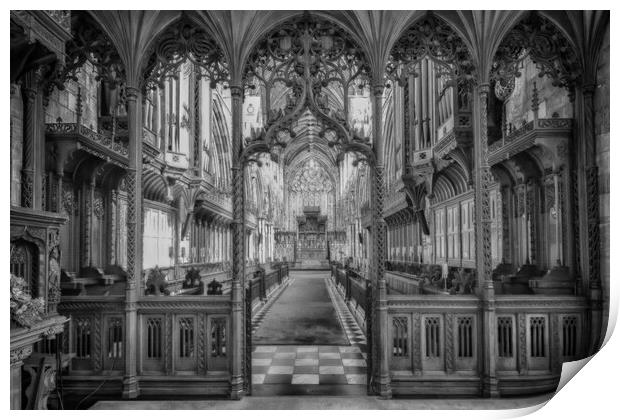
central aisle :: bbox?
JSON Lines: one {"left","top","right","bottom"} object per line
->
{"left": 253, "top": 271, "right": 348, "bottom": 345}
{"left": 251, "top": 271, "right": 367, "bottom": 394}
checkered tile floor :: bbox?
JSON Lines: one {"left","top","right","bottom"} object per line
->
{"left": 250, "top": 274, "right": 367, "bottom": 388}
{"left": 251, "top": 345, "right": 367, "bottom": 386}
{"left": 325, "top": 277, "right": 367, "bottom": 346}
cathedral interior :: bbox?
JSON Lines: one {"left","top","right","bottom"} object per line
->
{"left": 8, "top": 10, "right": 610, "bottom": 409}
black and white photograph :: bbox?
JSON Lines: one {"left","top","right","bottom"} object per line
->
{"left": 5, "top": 4, "right": 616, "bottom": 415}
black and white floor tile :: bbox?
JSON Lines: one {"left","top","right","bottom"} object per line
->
{"left": 251, "top": 345, "right": 367, "bottom": 386}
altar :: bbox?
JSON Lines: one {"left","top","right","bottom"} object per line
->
{"left": 296, "top": 207, "right": 328, "bottom": 267}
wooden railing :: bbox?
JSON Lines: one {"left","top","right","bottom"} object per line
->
{"left": 58, "top": 294, "right": 234, "bottom": 399}
{"left": 247, "top": 263, "right": 290, "bottom": 312}
{"left": 387, "top": 294, "right": 588, "bottom": 396}
{"left": 331, "top": 265, "right": 369, "bottom": 330}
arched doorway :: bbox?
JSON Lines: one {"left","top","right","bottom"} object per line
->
{"left": 238, "top": 13, "right": 380, "bottom": 396}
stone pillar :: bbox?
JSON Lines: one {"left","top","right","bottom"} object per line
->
{"left": 122, "top": 85, "right": 142, "bottom": 399}
{"left": 371, "top": 83, "right": 391, "bottom": 398}
{"left": 230, "top": 85, "right": 245, "bottom": 399}
{"left": 579, "top": 84, "right": 603, "bottom": 351}
{"left": 21, "top": 67, "right": 45, "bottom": 210}
{"left": 82, "top": 180, "right": 94, "bottom": 268}
{"left": 474, "top": 84, "right": 499, "bottom": 397}
{"left": 499, "top": 186, "right": 512, "bottom": 265}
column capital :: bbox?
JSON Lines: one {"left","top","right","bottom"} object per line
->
{"left": 582, "top": 83, "right": 596, "bottom": 97}
{"left": 477, "top": 83, "right": 491, "bottom": 95}
{"left": 372, "top": 84, "right": 385, "bottom": 96}
{"left": 125, "top": 86, "right": 141, "bottom": 102}
{"left": 229, "top": 85, "right": 244, "bottom": 98}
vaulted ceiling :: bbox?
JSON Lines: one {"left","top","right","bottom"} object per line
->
{"left": 86, "top": 10, "right": 609, "bottom": 87}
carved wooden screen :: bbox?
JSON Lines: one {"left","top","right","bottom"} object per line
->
{"left": 143, "top": 316, "right": 165, "bottom": 373}
{"left": 529, "top": 316, "right": 546, "bottom": 358}
{"left": 390, "top": 315, "right": 412, "bottom": 371}
{"left": 422, "top": 316, "right": 443, "bottom": 372}
{"left": 176, "top": 316, "right": 197, "bottom": 372}
{"left": 392, "top": 316, "right": 409, "bottom": 357}
{"left": 457, "top": 316, "right": 473, "bottom": 358}
{"left": 497, "top": 316, "right": 514, "bottom": 358}
{"left": 496, "top": 314, "right": 517, "bottom": 370}
{"left": 561, "top": 315, "right": 579, "bottom": 359}
{"left": 208, "top": 316, "right": 229, "bottom": 371}
{"left": 104, "top": 316, "right": 124, "bottom": 370}
{"left": 72, "top": 316, "right": 93, "bottom": 371}
{"left": 527, "top": 315, "right": 549, "bottom": 371}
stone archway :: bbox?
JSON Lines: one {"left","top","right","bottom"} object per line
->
{"left": 236, "top": 12, "right": 387, "bottom": 396}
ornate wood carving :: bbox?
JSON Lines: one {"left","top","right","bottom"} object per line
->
{"left": 198, "top": 314, "right": 206, "bottom": 374}
{"left": 412, "top": 312, "right": 422, "bottom": 374}
{"left": 93, "top": 191, "right": 105, "bottom": 219}
{"left": 474, "top": 85, "right": 494, "bottom": 285}
{"left": 82, "top": 184, "right": 92, "bottom": 267}
{"left": 500, "top": 187, "right": 512, "bottom": 263}
{"left": 63, "top": 11, "right": 125, "bottom": 88}
{"left": 586, "top": 166, "right": 601, "bottom": 289}
{"left": 387, "top": 14, "right": 476, "bottom": 89}
{"left": 143, "top": 17, "right": 229, "bottom": 90}
{"left": 492, "top": 13, "right": 581, "bottom": 92}
{"left": 517, "top": 313, "right": 527, "bottom": 374}
{"left": 11, "top": 345, "right": 33, "bottom": 365}
{"left": 445, "top": 313, "right": 455, "bottom": 373}
{"left": 243, "top": 13, "right": 372, "bottom": 162}
{"left": 93, "top": 314, "right": 102, "bottom": 371}
{"left": 20, "top": 68, "right": 45, "bottom": 209}
{"left": 125, "top": 170, "right": 137, "bottom": 285}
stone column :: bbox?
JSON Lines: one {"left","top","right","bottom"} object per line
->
{"left": 473, "top": 83, "right": 499, "bottom": 397}
{"left": 371, "top": 83, "right": 391, "bottom": 398}
{"left": 122, "top": 85, "right": 142, "bottom": 399}
{"left": 21, "top": 67, "right": 45, "bottom": 210}
{"left": 579, "top": 84, "right": 603, "bottom": 351}
{"left": 82, "top": 180, "right": 94, "bottom": 268}
{"left": 499, "top": 186, "right": 512, "bottom": 265}
{"left": 229, "top": 85, "right": 245, "bottom": 399}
